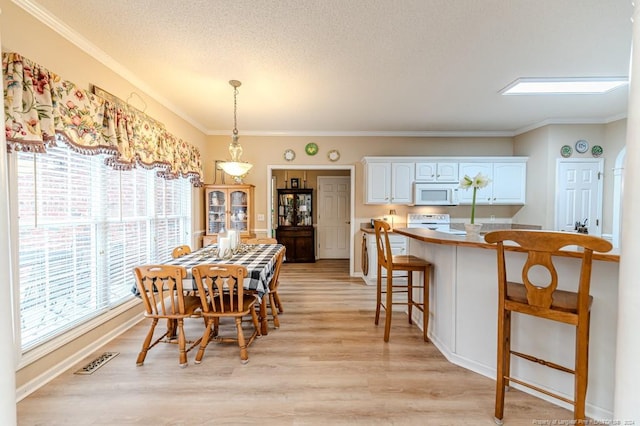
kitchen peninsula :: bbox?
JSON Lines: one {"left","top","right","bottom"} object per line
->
{"left": 392, "top": 227, "right": 620, "bottom": 420}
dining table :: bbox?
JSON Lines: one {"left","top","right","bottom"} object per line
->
{"left": 132, "top": 243, "right": 285, "bottom": 335}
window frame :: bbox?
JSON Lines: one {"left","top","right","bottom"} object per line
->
{"left": 8, "top": 145, "right": 193, "bottom": 368}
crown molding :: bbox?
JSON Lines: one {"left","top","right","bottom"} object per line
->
{"left": 513, "top": 113, "right": 628, "bottom": 136}
{"left": 206, "top": 129, "right": 516, "bottom": 138}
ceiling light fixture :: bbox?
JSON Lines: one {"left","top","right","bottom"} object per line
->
{"left": 500, "top": 77, "right": 628, "bottom": 95}
{"left": 218, "top": 80, "right": 253, "bottom": 181}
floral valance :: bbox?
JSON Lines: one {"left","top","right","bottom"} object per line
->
{"left": 3, "top": 52, "right": 202, "bottom": 186}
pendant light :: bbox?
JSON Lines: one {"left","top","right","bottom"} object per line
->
{"left": 218, "top": 80, "right": 253, "bottom": 179}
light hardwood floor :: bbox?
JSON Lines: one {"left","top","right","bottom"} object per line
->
{"left": 18, "top": 259, "right": 572, "bottom": 425}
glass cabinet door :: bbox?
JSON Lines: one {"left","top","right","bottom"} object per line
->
{"left": 207, "top": 190, "right": 226, "bottom": 234}
{"left": 277, "top": 189, "right": 313, "bottom": 227}
{"left": 296, "top": 193, "right": 312, "bottom": 226}
{"left": 278, "top": 193, "right": 295, "bottom": 226}
{"left": 229, "top": 189, "right": 249, "bottom": 232}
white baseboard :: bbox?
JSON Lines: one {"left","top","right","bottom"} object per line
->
{"left": 16, "top": 314, "right": 143, "bottom": 402}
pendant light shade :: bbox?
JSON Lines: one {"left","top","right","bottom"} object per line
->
{"left": 218, "top": 80, "right": 253, "bottom": 178}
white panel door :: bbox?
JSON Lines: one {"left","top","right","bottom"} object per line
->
{"left": 317, "top": 176, "right": 351, "bottom": 259}
{"left": 555, "top": 159, "right": 603, "bottom": 235}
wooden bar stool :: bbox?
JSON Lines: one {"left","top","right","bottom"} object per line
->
{"left": 484, "top": 230, "right": 612, "bottom": 424}
{"left": 373, "top": 219, "right": 432, "bottom": 342}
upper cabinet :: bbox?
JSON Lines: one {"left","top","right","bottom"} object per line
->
{"left": 458, "top": 161, "right": 527, "bottom": 205}
{"left": 415, "top": 162, "right": 459, "bottom": 183}
{"left": 391, "top": 162, "right": 415, "bottom": 204}
{"left": 363, "top": 159, "right": 414, "bottom": 204}
{"left": 362, "top": 156, "right": 527, "bottom": 206}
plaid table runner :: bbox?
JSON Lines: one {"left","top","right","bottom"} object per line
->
{"left": 131, "top": 244, "right": 285, "bottom": 298}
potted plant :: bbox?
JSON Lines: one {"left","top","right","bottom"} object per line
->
{"left": 459, "top": 172, "right": 490, "bottom": 236}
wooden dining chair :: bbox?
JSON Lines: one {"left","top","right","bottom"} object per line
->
{"left": 171, "top": 245, "right": 192, "bottom": 259}
{"left": 245, "top": 237, "right": 278, "bottom": 244}
{"left": 373, "top": 219, "right": 432, "bottom": 342}
{"left": 484, "top": 230, "right": 612, "bottom": 424}
{"left": 265, "top": 247, "right": 286, "bottom": 327}
{"left": 192, "top": 264, "right": 261, "bottom": 364}
{"left": 133, "top": 265, "right": 202, "bottom": 368}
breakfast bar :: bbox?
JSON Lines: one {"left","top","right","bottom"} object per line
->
{"left": 391, "top": 227, "right": 620, "bottom": 420}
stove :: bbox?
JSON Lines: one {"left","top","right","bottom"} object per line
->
{"left": 406, "top": 213, "right": 466, "bottom": 235}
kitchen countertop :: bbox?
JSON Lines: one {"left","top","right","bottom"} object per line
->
{"left": 360, "top": 223, "right": 406, "bottom": 234}
{"left": 392, "top": 227, "right": 620, "bottom": 262}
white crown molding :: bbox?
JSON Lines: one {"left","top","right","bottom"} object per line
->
{"left": 513, "top": 113, "right": 628, "bottom": 136}
{"left": 13, "top": 0, "right": 208, "bottom": 134}
{"left": 207, "top": 129, "right": 517, "bottom": 138}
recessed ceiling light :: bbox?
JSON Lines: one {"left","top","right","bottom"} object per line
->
{"left": 500, "top": 77, "right": 628, "bottom": 95}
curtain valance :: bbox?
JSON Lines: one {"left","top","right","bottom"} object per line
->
{"left": 3, "top": 52, "right": 202, "bottom": 186}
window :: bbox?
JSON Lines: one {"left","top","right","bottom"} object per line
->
{"left": 15, "top": 145, "right": 192, "bottom": 352}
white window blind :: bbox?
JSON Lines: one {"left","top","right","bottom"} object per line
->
{"left": 16, "top": 146, "right": 191, "bottom": 351}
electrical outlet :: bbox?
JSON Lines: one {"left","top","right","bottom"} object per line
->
{"left": 257, "top": 213, "right": 265, "bottom": 221}
{"left": 490, "top": 215, "right": 495, "bottom": 222}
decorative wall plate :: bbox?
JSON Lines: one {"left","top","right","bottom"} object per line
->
{"left": 283, "top": 149, "right": 296, "bottom": 161}
{"left": 591, "top": 145, "right": 603, "bottom": 157}
{"left": 575, "top": 139, "right": 589, "bottom": 154}
{"left": 560, "top": 145, "right": 572, "bottom": 158}
{"left": 327, "top": 149, "right": 340, "bottom": 162}
{"left": 305, "top": 142, "right": 319, "bottom": 156}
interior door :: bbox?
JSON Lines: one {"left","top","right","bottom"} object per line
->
{"left": 555, "top": 159, "right": 603, "bottom": 235}
{"left": 317, "top": 176, "right": 350, "bottom": 258}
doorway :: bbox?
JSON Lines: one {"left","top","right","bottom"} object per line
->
{"left": 267, "top": 165, "right": 356, "bottom": 274}
{"left": 555, "top": 159, "right": 604, "bottom": 235}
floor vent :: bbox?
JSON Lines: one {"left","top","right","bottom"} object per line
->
{"left": 74, "top": 352, "right": 119, "bottom": 375}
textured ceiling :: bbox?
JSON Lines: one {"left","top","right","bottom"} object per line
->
{"left": 21, "top": 0, "right": 634, "bottom": 135}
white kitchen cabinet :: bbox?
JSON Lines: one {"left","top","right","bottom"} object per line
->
{"left": 363, "top": 231, "right": 407, "bottom": 285}
{"left": 415, "top": 162, "right": 459, "bottom": 182}
{"left": 391, "top": 162, "right": 415, "bottom": 204}
{"left": 362, "top": 156, "right": 527, "bottom": 206}
{"left": 363, "top": 159, "right": 414, "bottom": 204}
{"left": 365, "top": 162, "right": 391, "bottom": 204}
{"left": 458, "top": 161, "right": 526, "bottom": 205}
{"left": 492, "top": 162, "right": 527, "bottom": 204}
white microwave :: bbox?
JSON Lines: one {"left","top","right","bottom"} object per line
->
{"left": 413, "top": 182, "right": 460, "bottom": 206}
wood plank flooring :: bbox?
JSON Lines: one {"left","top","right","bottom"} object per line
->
{"left": 18, "top": 259, "right": 572, "bottom": 425}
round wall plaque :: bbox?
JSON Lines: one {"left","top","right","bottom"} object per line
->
{"left": 305, "top": 143, "right": 318, "bottom": 156}
{"left": 575, "top": 139, "right": 589, "bottom": 154}
{"left": 283, "top": 149, "right": 296, "bottom": 161}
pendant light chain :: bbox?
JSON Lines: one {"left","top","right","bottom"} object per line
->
{"left": 233, "top": 84, "right": 239, "bottom": 136}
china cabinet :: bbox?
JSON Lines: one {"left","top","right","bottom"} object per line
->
{"left": 203, "top": 184, "right": 255, "bottom": 246}
{"left": 276, "top": 188, "right": 315, "bottom": 262}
